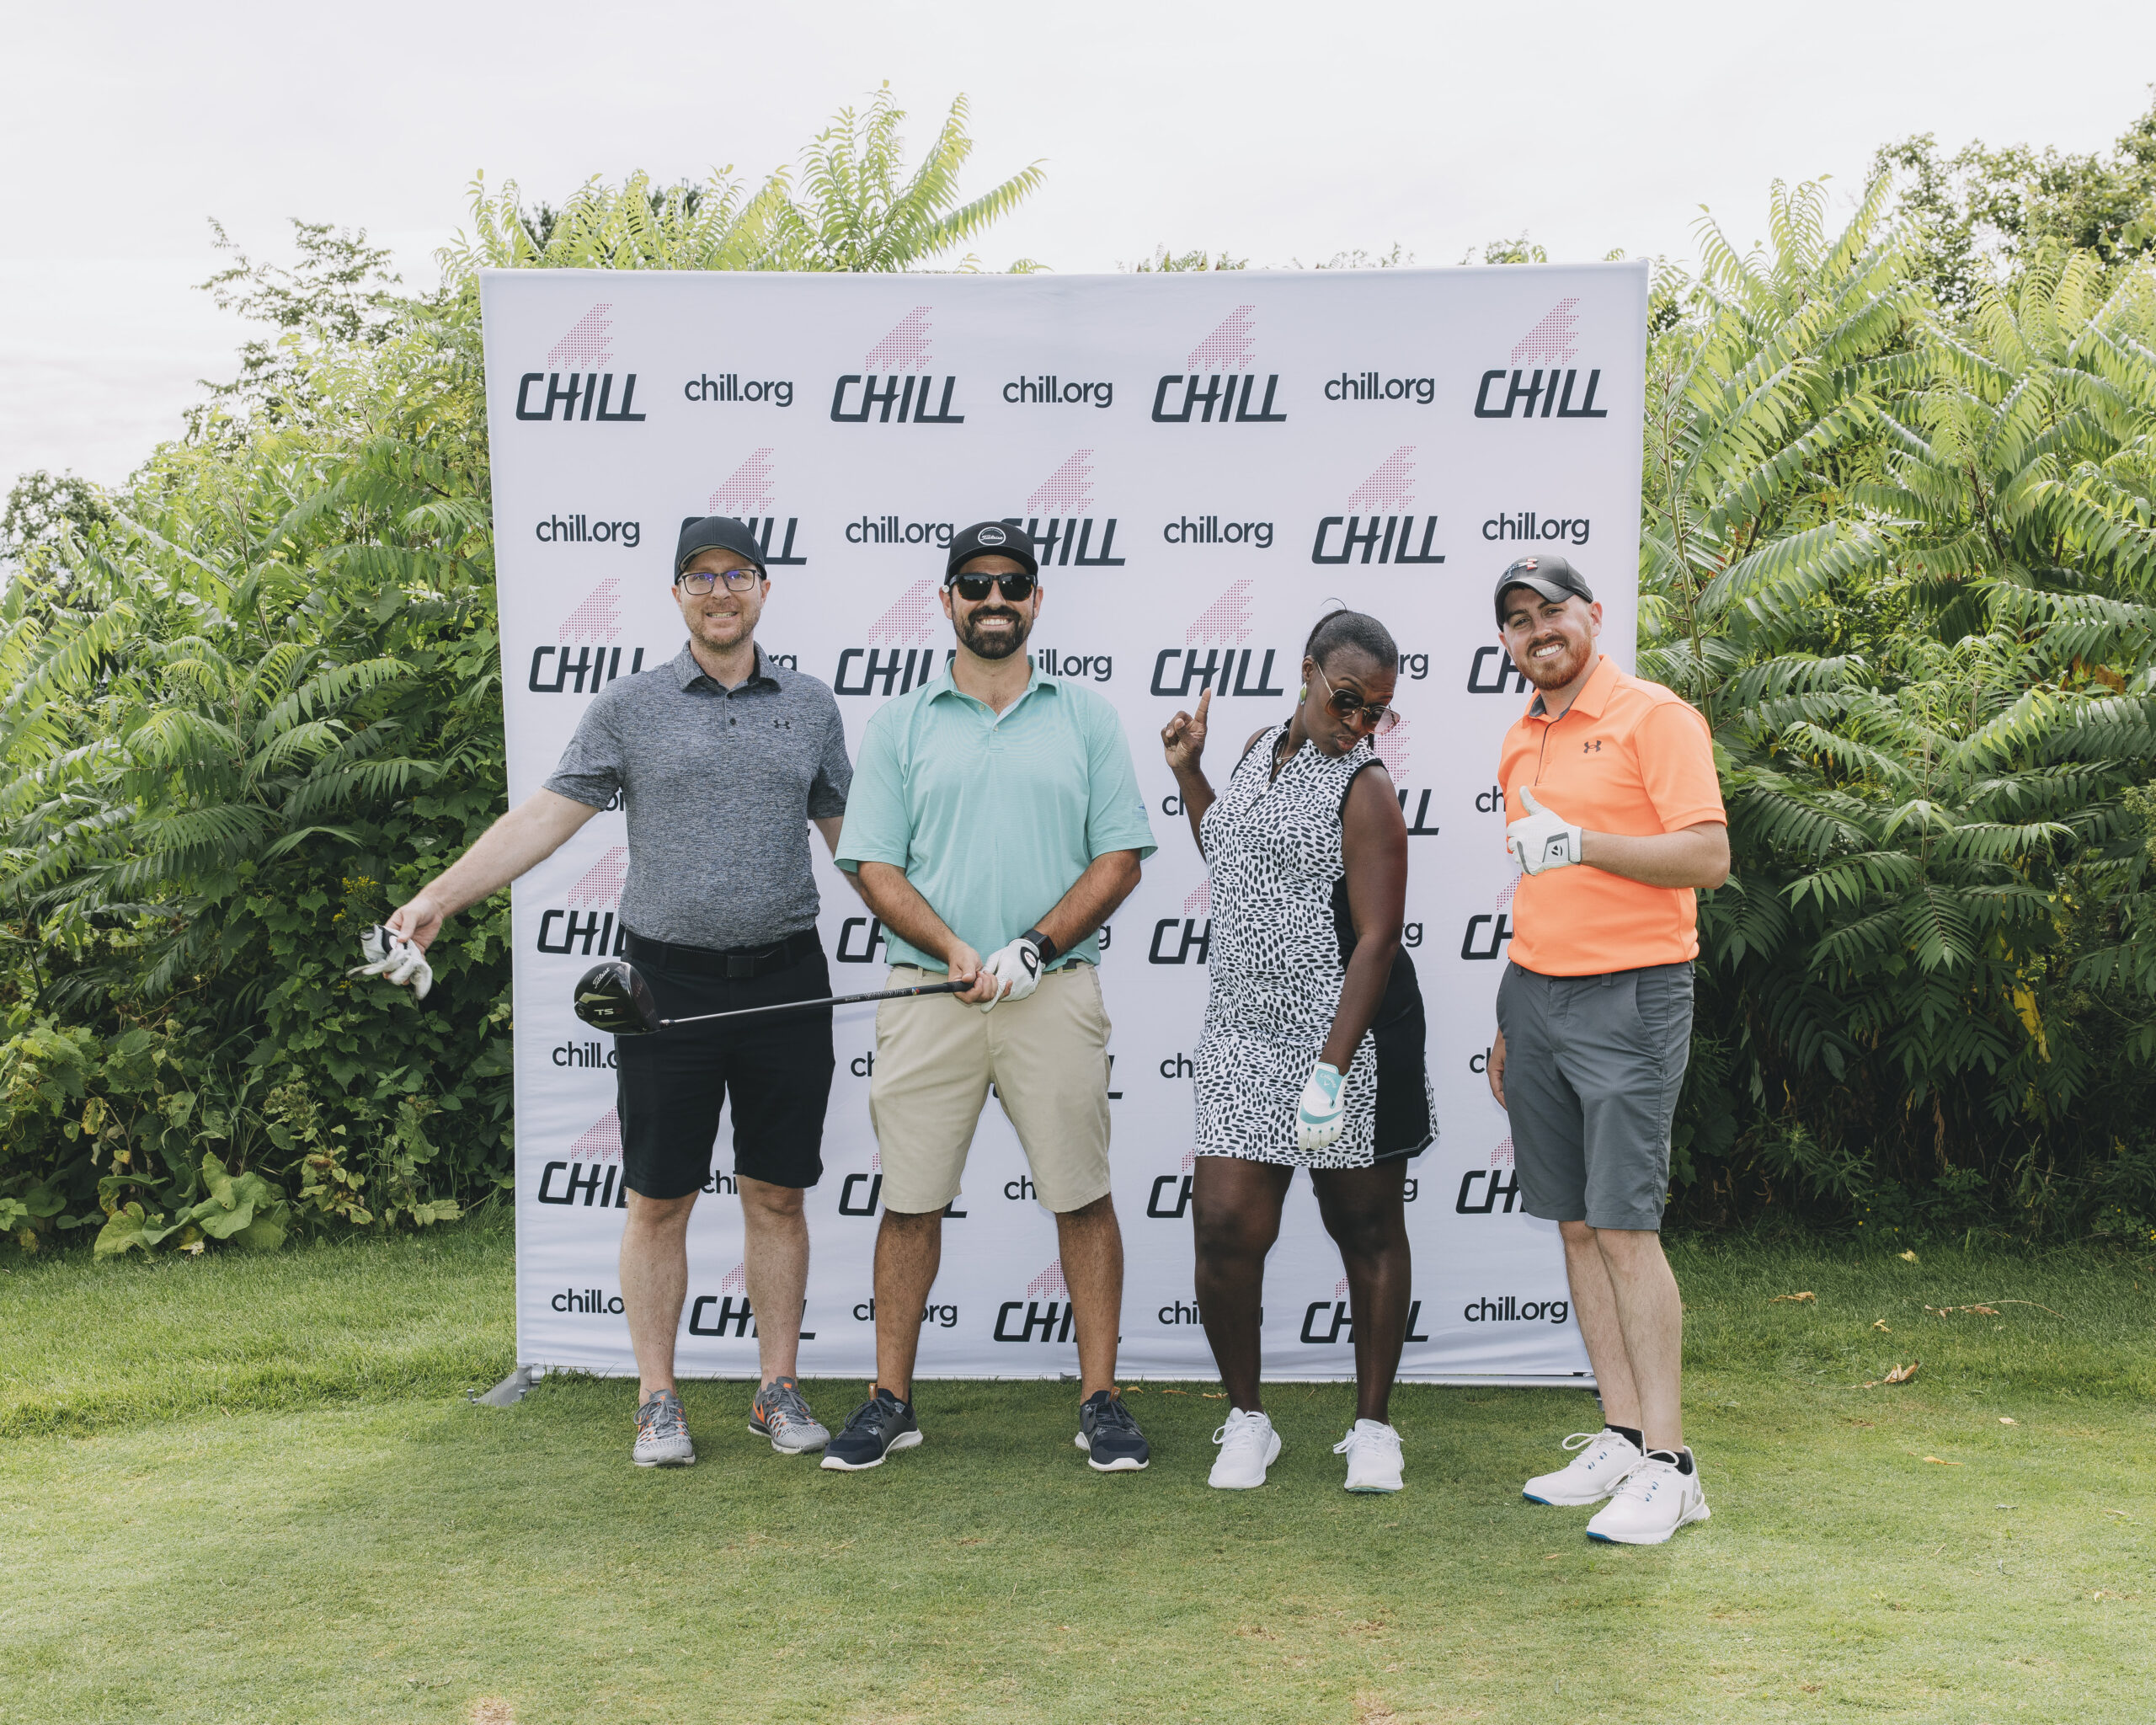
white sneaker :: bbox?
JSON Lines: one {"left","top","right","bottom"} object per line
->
{"left": 1209, "top": 1408, "right": 1282, "bottom": 1489}
{"left": 1521, "top": 1428, "right": 1642, "bottom": 1505}
{"left": 1332, "top": 1419, "right": 1404, "bottom": 1493}
{"left": 1585, "top": 1450, "right": 1710, "bottom": 1545}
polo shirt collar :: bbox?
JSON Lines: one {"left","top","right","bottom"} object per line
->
{"left": 926, "top": 661, "right": 1053, "bottom": 712}
{"left": 672, "top": 640, "right": 782, "bottom": 692}
{"left": 1526, "top": 653, "right": 1619, "bottom": 721}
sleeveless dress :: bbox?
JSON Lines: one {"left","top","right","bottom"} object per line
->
{"left": 1193, "top": 721, "right": 1438, "bottom": 1169}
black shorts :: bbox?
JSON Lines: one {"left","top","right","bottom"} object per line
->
{"left": 616, "top": 932, "right": 835, "bottom": 1199}
{"left": 1370, "top": 948, "right": 1435, "bottom": 1162}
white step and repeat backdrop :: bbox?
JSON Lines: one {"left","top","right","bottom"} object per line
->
{"left": 480, "top": 263, "right": 1646, "bottom": 1383}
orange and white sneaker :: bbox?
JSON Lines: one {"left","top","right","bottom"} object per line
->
{"left": 632, "top": 1390, "right": 695, "bottom": 1467}
{"left": 750, "top": 1375, "right": 830, "bottom": 1454}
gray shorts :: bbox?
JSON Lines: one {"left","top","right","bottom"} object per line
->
{"left": 1495, "top": 960, "right": 1694, "bottom": 1231}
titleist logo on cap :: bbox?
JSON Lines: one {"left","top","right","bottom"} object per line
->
{"left": 976, "top": 525, "right": 1007, "bottom": 546}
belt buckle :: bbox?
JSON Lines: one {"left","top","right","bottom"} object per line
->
{"left": 726, "top": 953, "right": 756, "bottom": 979}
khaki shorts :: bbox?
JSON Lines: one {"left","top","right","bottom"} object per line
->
{"left": 868, "top": 963, "right": 1113, "bottom": 1215}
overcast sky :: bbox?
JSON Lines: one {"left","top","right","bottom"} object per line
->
{"left": 5, "top": 0, "right": 2153, "bottom": 489}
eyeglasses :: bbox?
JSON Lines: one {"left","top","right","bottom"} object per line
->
{"left": 947, "top": 571, "right": 1038, "bottom": 603}
{"left": 1313, "top": 662, "right": 1399, "bottom": 734}
{"left": 678, "top": 567, "right": 761, "bottom": 595}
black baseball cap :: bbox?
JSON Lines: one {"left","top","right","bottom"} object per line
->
{"left": 945, "top": 520, "right": 1040, "bottom": 581}
{"left": 1493, "top": 553, "right": 1593, "bottom": 624}
{"left": 674, "top": 515, "right": 766, "bottom": 578}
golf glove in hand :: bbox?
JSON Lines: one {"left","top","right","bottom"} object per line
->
{"left": 1508, "top": 787, "right": 1584, "bottom": 876}
{"left": 1296, "top": 1060, "right": 1348, "bottom": 1154}
{"left": 978, "top": 934, "right": 1044, "bottom": 1013}
{"left": 349, "top": 924, "right": 434, "bottom": 1002}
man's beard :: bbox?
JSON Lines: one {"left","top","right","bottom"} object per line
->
{"left": 1519, "top": 632, "right": 1591, "bottom": 690}
{"left": 958, "top": 606, "right": 1030, "bottom": 660}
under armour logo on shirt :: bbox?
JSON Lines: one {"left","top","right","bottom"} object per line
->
{"left": 1582, "top": 740, "right": 1603, "bottom": 753}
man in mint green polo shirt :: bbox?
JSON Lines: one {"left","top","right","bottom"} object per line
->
{"left": 825, "top": 521, "right": 1157, "bottom": 1474}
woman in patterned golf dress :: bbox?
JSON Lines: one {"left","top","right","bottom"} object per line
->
{"left": 1160, "top": 607, "right": 1435, "bottom": 1494}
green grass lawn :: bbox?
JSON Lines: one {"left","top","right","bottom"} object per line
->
{"left": 5, "top": 1219, "right": 2154, "bottom": 1723}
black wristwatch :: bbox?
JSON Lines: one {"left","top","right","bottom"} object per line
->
{"left": 1021, "top": 927, "right": 1057, "bottom": 964}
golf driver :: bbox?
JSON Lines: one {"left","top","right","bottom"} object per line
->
{"left": 571, "top": 959, "right": 969, "bottom": 1036}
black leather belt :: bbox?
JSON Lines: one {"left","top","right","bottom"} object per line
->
{"left": 624, "top": 927, "right": 821, "bottom": 980}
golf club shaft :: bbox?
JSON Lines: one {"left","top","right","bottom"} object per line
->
{"left": 659, "top": 977, "right": 970, "bottom": 1028}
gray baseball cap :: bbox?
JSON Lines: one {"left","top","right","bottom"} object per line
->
{"left": 1494, "top": 553, "right": 1593, "bottom": 623}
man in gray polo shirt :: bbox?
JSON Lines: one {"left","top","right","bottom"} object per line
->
{"left": 382, "top": 515, "right": 854, "bottom": 1470}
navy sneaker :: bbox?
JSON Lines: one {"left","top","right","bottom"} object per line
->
{"left": 1075, "top": 1389, "right": 1150, "bottom": 1471}
{"left": 819, "top": 1387, "right": 922, "bottom": 1471}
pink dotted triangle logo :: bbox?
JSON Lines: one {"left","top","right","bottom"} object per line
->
{"left": 515, "top": 302, "right": 647, "bottom": 424}
{"left": 688, "top": 449, "right": 807, "bottom": 566}
{"left": 867, "top": 580, "right": 943, "bottom": 646}
{"left": 995, "top": 1260, "right": 1079, "bottom": 1343}
{"left": 1311, "top": 446, "right": 1445, "bottom": 568}
{"left": 1150, "top": 580, "right": 1287, "bottom": 703}
{"left": 568, "top": 1107, "right": 621, "bottom": 1162}
{"left": 531, "top": 582, "right": 648, "bottom": 696}
{"left": 832, "top": 306, "right": 965, "bottom": 425}
{"left": 536, "top": 1107, "right": 630, "bottom": 1208}
{"left": 1152, "top": 305, "right": 1288, "bottom": 425}
{"left": 568, "top": 846, "right": 627, "bottom": 913}
{"left": 995, "top": 451, "right": 1126, "bottom": 575}
{"left": 537, "top": 845, "right": 630, "bottom": 963}
{"left": 1475, "top": 296, "right": 1609, "bottom": 420}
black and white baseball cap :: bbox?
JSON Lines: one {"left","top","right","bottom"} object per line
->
{"left": 945, "top": 520, "right": 1040, "bottom": 580}
{"left": 674, "top": 515, "right": 766, "bottom": 577}
{"left": 1493, "top": 553, "right": 1593, "bottom": 623}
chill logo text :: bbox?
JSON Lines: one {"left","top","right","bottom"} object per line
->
{"left": 1301, "top": 1276, "right": 1432, "bottom": 1344}
{"left": 994, "top": 1259, "right": 1080, "bottom": 1343}
{"left": 1473, "top": 299, "right": 1609, "bottom": 420}
{"left": 1001, "top": 450, "right": 1124, "bottom": 567}
{"left": 528, "top": 580, "right": 648, "bottom": 695}
{"left": 834, "top": 581, "right": 950, "bottom": 699}
{"left": 1152, "top": 306, "right": 1287, "bottom": 425}
{"left": 535, "top": 846, "right": 630, "bottom": 959}
{"left": 830, "top": 307, "right": 963, "bottom": 425}
{"left": 1310, "top": 447, "right": 1445, "bottom": 565}
{"left": 515, "top": 304, "right": 647, "bottom": 424}
{"left": 1149, "top": 581, "right": 1288, "bottom": 700}
{"left": 536, "top": 1108, "right": 631, "bottom": 1209}
{"left": 694, "top": 447, "right": 807, "bottom": 565}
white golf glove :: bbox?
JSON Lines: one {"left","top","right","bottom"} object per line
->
{"left": 1507, "top": 787, "right": 1584, "bottom": 875}
{"left": 978, "top": 933, "right": 1044, "bottom": 1013}
{"left": 348, "top": 924, "right": 435, "bottom": 1001}
{"left": 1296, "top": 1060, "right": 1347, "bottom": 1153}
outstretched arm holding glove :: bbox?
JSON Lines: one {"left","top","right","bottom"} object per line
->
{"left": 1507, "top": 785, "right": 1730, "bottom": 885}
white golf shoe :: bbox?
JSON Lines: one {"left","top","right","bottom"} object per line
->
{"left": 1209, "top": 1408, "right": 1282, "bottom": 1489}
{"left": 1585, "top": 1450, "right": 1710, "bottom": 1545}
{"left": 1521, "top": 1428, "right": 1643, "bottom": 1506}
{"left": 1332, "top": 1419, "right": 1404, "bottom": 1493}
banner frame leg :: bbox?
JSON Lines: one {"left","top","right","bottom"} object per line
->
{"left": 472, "top": 1365, "right": 542, "bottom": 1407}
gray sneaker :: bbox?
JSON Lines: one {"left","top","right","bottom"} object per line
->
{"left": 750, "top": 1375, "right": 831, "bottom": 1454}
{"left": 632, "top": 1389, "right": 696, "bottom": 1467}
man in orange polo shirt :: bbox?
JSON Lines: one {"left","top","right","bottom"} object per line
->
{"left": 1485, "top": 554, "right": 1729, "bottom": 1546}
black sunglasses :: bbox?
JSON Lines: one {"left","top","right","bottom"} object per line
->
{"left": 1313, "top": 662, "right": 1399, "bottom": 734}
{"left": 947, "top": 571, "right": 1037, "bottom": 603}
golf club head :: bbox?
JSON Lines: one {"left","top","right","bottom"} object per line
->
{"left": 571, "top": 959, "right": 661, "bottom": 1036}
